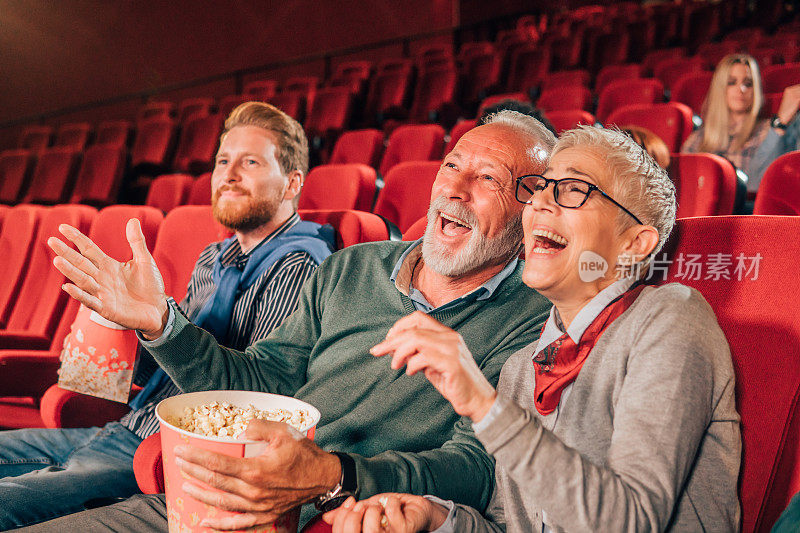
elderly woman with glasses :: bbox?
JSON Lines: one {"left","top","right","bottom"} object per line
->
{"left": 325, "top": 126, "right": 741, "bottom": 533}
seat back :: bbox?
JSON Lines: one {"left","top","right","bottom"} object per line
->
{"left": 595, "top": 63, "right": 642, "bottom": 94}
{"left": 409, "top": 66, "right": 457, "bottom": 123}
{"left": 55, "top": 122, "right": 92, "bottom": 151}
{"left": 299, "top": 164, "right": 377, "bottom": 212}
{"left": 653, "top": 56, "right": 706, "bottom": 90}
{"left": 506, "top": 44, "right": 551, "bottom": 93}
{"left": 605, "top": 102, "right": 694, "bottom": 152}
{"left": 668, "top": 153, "right": 738, "bottom": 217}
{"left": 95, "top": 120, "right": 131, "bottom": 147}
{"left": 596, "top": 78, "right": 665, "bottom": 122}
{"left": 695, "top": 41, "right": 739, "bottom": 68}
{"left": 541, "top": 69, "right": 590, "bottom": 89}
{"left": 137, "top": 101, "right": 175, "bottom": 122}
{"left": 218, "top": 94, "right": 250, "bottom": 119}
{"left": 131, "top": 117, "right": 177, "bottom": 168}
{"left": 305, "top": 87, "right": 353, "bottom": 137}
{"left": 536, "top": 85, "right": 592, "bottom": 112}
{"left": 186, "top": 173, "right": 212, "bottom": 205}
{"left": 145, "top": 174, "right": 193, "bottom": 213}
{"left": 177, "top": 97, "right": 214, "bottom": 124}
{"left": 379, "top": 124, "right": 445, "bottom": 176}
{"left": 269, "top": 92, "right": 304, "bottom": 121}
{"left": 753, "top": 151, "right": 800, "bottom": 215}
{"left": 333, "top": 61, "right": 372, "bottom": 82}
{"left": 0, "top": 149, "right": 35, "bottom": 204}
{"left": 298, "top": 209, "right": 389, "bottom": 248}
{"left": 444, "top": 119, "right": 478, "bottom": 154}
{"left": 763, "top": 62, "right": 800, "bottom": 94}
{"left": 91, "top": 205, "right": 164, "bottom": 262}
{"left": 373, "top": 161, "right": 440, "bottom": 232}
{"left": 172, "top": 114, "right": 222, "bottom": 174}
{"left": 242, "top": 79, "right": 278, "bottom": 101}
{"left": 659, "top": 216, "right": 800, "bottom": 533}
{"left": 402, "top": 216, "right": 427, "bottom": 241}
{"left": 365, "top": 70, "right": 411, "bottom": 119}
{"left": 329, "top": 129, "right": 384, "bottom": 167}
{"left": 671, "top": 71, "right": 713, "bottom": 115}
{"left": 3, "top": 205, "right": 96, "bottom": 339}
{"left": 0, "top": 205, "right": 43, "bottom": 327}
{"left": 22, "top": 146, "right": 82, "bottom": 204}
{"left": 642, "top": 47, "right": 686, "bottom": 75}
{"left": 69, "top": 144, "right": 126, "bottom": 206}
{"left": 477, "top": 93, "right": 529, "bottom": 116}
{"left": 459, "top": 49, "right": 502, "bottom": 103}
{"left": 547, "top": 109, "right": 596, "bottom": 134}
{"left": 152, "top": 205, "right": 229, "bottom": 302}
{"left": 18, "top": 125, "right": 53, "bottom": 153}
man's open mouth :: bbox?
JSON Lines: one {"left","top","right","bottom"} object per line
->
{"left": 531, "top": 228, "right": 568, "bottom": 255}
{"left": 439, "top": 212, "right": 473, "bottom": 237}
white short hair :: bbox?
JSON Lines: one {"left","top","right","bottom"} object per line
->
{"left": 483, "top": 109, "right": 557, "bottom": 164}
{"left": 554, "top": 125, "right": 677, "bottom": 257}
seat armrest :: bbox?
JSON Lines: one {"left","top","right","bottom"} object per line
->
{"left": 133, "top": 432, "right": 164, "bottom": 494}
{"left": 40, "top": 384, "right": 132, "bottom": 428}
{"left": 0, "top": 350, "right": 60, "bottom": 397}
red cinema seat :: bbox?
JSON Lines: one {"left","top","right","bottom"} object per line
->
{"left": 753, "top": 151, "right": 800, "bottom": 215}
{"left": 18, "top": 125, "right": 53, "bottom": 153}
{"left": 177, "top": 97, "right": 213, "bottom": 124}
{"left": 605, "top": 102, "right": 694, "bottom": 152}
{"left": 131, "top": 116, "right": 178, "bottom": 171}
{"left": 298, "top": 209, "right": 390, "bottom": 248}
{"left": 0, "top": 149, "right": 35, "bottom": 204}
{"left": 329, "top": 129, "right": 384, "bottom": 168}
{"left": 541, "top": 69, "right": 590, "bottom": 89}
{"left": 137, "top": 101, "right": 175, "bottom": 122}
{"left": 284, "top": 76, "right": 319, "bottom": 116}
{"left": 55, "top": 122, "right": 92, "bottom": 151}
{"left": 409, "top": 66, "right": 457, "bottom": 123}
{"left": 298, "top": 164, "right": 377, "bottom": 212}
{"left": 243, "top": 79, "right": 278, "bottom": 101}
{"left": 506, "top": 44, "right": 551, "bottom": 94}
{"left": 172, "top": 113, "right": 222, "bottom": 174}
{"left": 459, "top": 47, "right": 502, "bottom": 104}
{"left": 95, "top": 120, "right": 131, "bottom": 148}
{"left": 547, "top": 109, "right": 596, "bottom": 134}
{"left": 723, "top": 27, "right": 764, "bottom": 50}
{"left": 764, "top": 93, "right": 783, "bottom": 117}
{"left": 672, "top": 71, "right": 713, "bottom": 115}
{"left": 332, "top": 61, "right": 372, "bottom": 83}
{"left": 69, "top": 144, "right": 127, "bottom": 206}
{"left": 0, "top": 205, "right": 43, "bottom": 328}
{"left": 667, "top": 152, "right": 738, "bottom": 217}
{"left": 536, "top": 85, "right": 592, "bottom": 112}
{"left": 763, "top": 63, "right": 800, "bottom": 94}
{"left": 217, "top": 94, "right": 250, "bottom": 119}
{"left": 402, "top": 216, "right": 427, "bottom": 241}
{"left": 146, "top": 174, "right": 193, "bottom": 213}
{"left": 653, "top": 56, "right": 706, "bottom": 90}
{"left": 365, "top": 68, "right": 413, "bottom": 123}
{"left": 584, "top": 31, "right": 630, "bottom": 76}
{"left": 185, "top": 172, "right": 212, "bottom": 206}
{"left": 478, "top": 93, "right": 530, "bottom": 116}
{"left": 269, "top": 91, "right": 305, "bottom": 122}
{"left": 0, "top": 204, "right": 96, "bottom": 351}
{"left": 305, "top": 87, "right": 353, "bottom": 139}
{"left": 658, "top": 215, "right": 800, "bottom": 533}
{"left": 444, "top": 119, "right": 478, "bottom": 154}
{"left": 695, "top": 41, "right": 739, "bottom": 69}
{"left": 595, "top": 64, "right": 642, "bottom": 94}
{"left": 22, "top": 146, "right": 82, "bottom": 205}
{"left": 379, "top": 124, "right": 445, "bottom": 176}
{"left": 595, "top": 78, "right": 664, "bottom": 122}
{"left": 642, "top": 47, "right": 686, "bottom": 75}
{"left": 373, "top": 161, "right": 441, "bottom": 232}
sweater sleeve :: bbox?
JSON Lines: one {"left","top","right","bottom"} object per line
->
{"left": 474, "top": 292, "right": 736, "bottom": 532}
{"left": 744, "top": 126, "right": 784, "bottom": 190}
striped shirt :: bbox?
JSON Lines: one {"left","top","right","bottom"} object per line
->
{"left": 120, "top": 213, "right": 319, "bottom": 439}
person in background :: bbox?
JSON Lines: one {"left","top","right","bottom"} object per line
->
{"left": 478, "top": 99, "right": 557, "bottom": 136}
{"left": 327, "top": 125, "right": 741, "bottom": 532}
{"left": 621, "top": 125, "right": 671, "bottom": 169}
{"left": 681, "top": 53, "right": 800, "bottom": 193}
{"left": 0, "top": 101, "right": 334, "bottom": 530}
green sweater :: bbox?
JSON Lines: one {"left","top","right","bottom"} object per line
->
{"left": 147, "top": 240, "right": 551, "bottom": 514}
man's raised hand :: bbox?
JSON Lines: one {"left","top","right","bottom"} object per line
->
{"left": 48, "top": 218, "right": 169, "bottom": 338}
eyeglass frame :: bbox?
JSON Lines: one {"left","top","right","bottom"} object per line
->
{"left": 514, "top": 174, "right": 645, "bottom": 226}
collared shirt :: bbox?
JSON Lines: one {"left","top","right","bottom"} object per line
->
{"left": 122, "top": 213, "right": 319, "bottom": 439}
{"left": 390, "top": 239, "right": 519, "bottom": 313}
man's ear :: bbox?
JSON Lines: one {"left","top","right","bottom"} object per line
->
{"left": 620, "top": 224, "right": 660, "bottom": 264}
{"left": 283, "top": 170, "right": 304, "bottom": 201}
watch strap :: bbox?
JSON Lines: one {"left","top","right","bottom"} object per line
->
{"left": 771, "top": 115, "right": 788, "bottom": 130}
{"left": 332, "top": 451, "right": 358, "bottom": 494}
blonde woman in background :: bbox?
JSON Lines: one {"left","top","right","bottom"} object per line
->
{"left": 681, "top": 53, "right": 800, "bottom": 192}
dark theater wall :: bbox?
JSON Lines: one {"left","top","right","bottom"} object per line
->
{"left": 0, "top": 0, "right": 455, "bottom": 128}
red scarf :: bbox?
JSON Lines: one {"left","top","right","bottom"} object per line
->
{"left": 532, "top": 284, "right": 646, "bottom": 415}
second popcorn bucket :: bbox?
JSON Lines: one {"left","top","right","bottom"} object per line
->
{"left": 156, "top": 390, "right": 321, "bottom": 533}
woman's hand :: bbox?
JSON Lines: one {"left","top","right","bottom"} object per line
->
{"left": 371, "top": 311, "right": 497, "bottom": 422}
{"left": 776, "top": 84, "right": 800, "bottom": 127}
{"left": 323, "top": 493, "right": 449, "bottom": 533}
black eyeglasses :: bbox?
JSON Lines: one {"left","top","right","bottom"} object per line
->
{"left": 515, "top": 174, "right": 644, "bottom": 226}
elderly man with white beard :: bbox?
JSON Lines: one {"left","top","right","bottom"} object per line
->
{"left": 25, "top": 110, "right": 555, "bottom": 533}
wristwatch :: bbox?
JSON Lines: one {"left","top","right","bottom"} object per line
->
{"left": 315, "top": 451, "right": 358, "bottom": 512}
{"left": 771, "top": 115, "right": 788, "bottom": 130}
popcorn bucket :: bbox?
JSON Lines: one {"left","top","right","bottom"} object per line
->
{"left": 57, "top": 304, "right": 139, "bottom": 402}
{"left": 156, "top": 390, "right": 321, "bottom": 533}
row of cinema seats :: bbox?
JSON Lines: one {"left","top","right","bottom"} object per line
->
{"left": 9, "top": 210, "right": 796, "bottom": 533}
{"left": 0, "top": 203, "right": 393, "bottom": 429}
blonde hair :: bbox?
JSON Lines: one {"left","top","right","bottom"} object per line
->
{"left": 222, "top": 102, "right": 309, "bottom": 208}
{"left": 699, "top": 54, "right": 764, "bottom": 153}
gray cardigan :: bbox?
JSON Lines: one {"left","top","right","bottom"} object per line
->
{"left": 447, "top": 283, "right": 741, "bottom": 532}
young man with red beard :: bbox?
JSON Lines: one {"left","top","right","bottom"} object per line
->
{"left": 0, "top": 102, "right": 334, "bottom": 530}
{"left": 28, "top": 110, "right": 556, "bottom": 532}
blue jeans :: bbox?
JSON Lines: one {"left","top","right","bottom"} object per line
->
{"left": 0, "top": 422, "right": 142, "bottom": 530}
